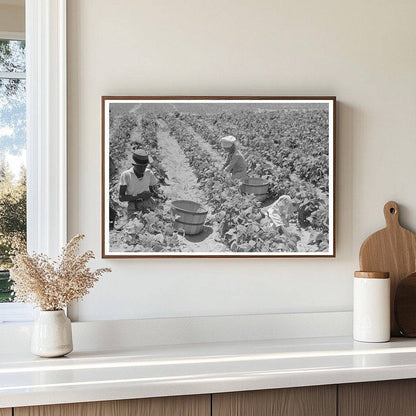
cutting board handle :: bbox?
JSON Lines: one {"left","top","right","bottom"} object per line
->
{"left": 384, "top": 201, "right": 400, "bottom": 228}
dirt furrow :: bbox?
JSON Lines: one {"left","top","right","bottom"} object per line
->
{"left": 156, "top": 119, "right": 205, "bottom": 203}
{"left": 156, "top": 119, "right": 227, "bottom": 253}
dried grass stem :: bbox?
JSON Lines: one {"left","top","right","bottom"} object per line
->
{"left": 10, "top": 234, "right": 111, "bottom": 310}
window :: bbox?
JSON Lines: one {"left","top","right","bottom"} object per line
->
{"left": 0, "top": 34, "right": 26, "bottom": 307}
{"left": 0, "top": 0, "right": 67, "bottom": 324}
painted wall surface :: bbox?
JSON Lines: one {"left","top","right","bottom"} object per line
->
{"left": 67, "top": 0, "right": 416, "bottom": 321}
{"left": 0, "top": 4, "right": 24, "bottom": 33}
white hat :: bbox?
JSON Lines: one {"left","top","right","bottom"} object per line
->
{"left": 220, "top": 135, "right": 236, "bottom": 148}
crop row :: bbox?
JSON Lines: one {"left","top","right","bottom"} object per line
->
{"left": 208, "top": 113, "right": 330, "bottom": 239}
{"left": 179, "top": 114, "right": 288, "bottom": 198}
{"left": 179, "top": 113, "right": 329, "bottom": 240}
{"left": 214, "top": 111, "right": 329, "bottom": 193}
{"left": 109, "top": 113, "right": 138, "bottom": 186}
{"left": 109, "top": 113, "right": 183, "bottom": 253}
{"left": 162, "top": 115, "right": 302, "bottom": 253}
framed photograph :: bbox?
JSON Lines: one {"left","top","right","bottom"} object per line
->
{"left": 102, "top": 96, "right": 335, "bottom": 258}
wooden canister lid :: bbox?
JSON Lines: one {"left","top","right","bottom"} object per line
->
{"left": 354, "top": 271, "right": 390, "bottom": 279}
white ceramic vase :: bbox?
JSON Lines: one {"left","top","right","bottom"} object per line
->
{"left": 31, "top": 310, "right": 73, "bottom": 358}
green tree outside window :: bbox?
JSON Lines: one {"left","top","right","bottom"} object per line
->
{"left": 0, "top": 38, "right": 27, "bottom": 302}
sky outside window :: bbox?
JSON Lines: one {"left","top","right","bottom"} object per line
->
{"left": 0, "top": 39, "right": 26, "bottom": 180}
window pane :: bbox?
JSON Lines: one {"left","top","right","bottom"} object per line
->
{"left": 0, "top": 39, "right": 25, "bottom": 73}
{"left": 0, "top": 75, "right": 26, "bottom": 303}
{"left": 0, "top": 78, "right": 26, "bottom": 153}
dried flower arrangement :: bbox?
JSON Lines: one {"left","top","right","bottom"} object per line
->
{"left": 10, "top": 234, "right": 111, "bottom": 311}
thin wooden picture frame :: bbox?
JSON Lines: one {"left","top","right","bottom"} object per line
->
{"left": 102, "top": 96, "right": 336, "bottom": 258}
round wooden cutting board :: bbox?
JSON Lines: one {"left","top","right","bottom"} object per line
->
{"left": 359, "top": 201, "right": 416, "bottom": 336}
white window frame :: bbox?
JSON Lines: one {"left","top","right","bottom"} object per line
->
{"left": 0, "top": 0, "right": 67, "bottom": 323}
{"left": 0, "top": 32, "right": 24, "bottom": 40}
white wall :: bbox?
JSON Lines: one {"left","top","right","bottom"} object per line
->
{"left": 67, "top": 0, "right": 416, "bottom": 322}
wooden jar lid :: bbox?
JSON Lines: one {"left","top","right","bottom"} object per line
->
{"left": 354, "top": 271, "right": 390, "bottom": 279}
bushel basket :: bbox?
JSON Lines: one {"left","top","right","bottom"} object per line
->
{"left": 171, "top": 200, "right": 208, "bottom": 235}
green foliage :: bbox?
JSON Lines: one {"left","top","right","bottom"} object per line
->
{"left": 0, "top": 39, "right": 25, "bottom": 97}
{"left": 0, "top": 40, "right": 27, "bottom": 300}
{"left": 0, "top": 270, "right": 12, "bottom": 303}
{"left": 0, "top": 40, "right": 25, "bottom": 72}
{"left": 0, "top": 160, "right": 26, "bottom": 270}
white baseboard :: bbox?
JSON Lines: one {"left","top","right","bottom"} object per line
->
{"left": 0, "top": 311, "right": 352, "bottom": 353}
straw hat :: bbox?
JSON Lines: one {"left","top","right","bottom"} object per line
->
{"left": 132, "top": 150, "right": 149, "bottom": 165}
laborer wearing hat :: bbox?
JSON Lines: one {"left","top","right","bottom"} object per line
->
{"left": 119, "top": 150, "right": 158, "bottom": 216}
{"left": 264, "top": 195, "right": 294, "bottom": 237}
{"left": 220, "top": 136, "right": 247, "bottom": 180}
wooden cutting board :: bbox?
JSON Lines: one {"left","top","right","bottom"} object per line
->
{"left": 359, "top": 201, "right": 416, "bottom": 336}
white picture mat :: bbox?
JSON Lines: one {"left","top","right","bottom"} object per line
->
{"left": 103, "top": 98, "right": 334, "bottom": 257}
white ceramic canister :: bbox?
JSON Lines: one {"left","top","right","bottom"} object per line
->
{"left": 353, "top": 271, "right": 390, "bottom": 343}
{"left": 31, "top": 310, "right": 73, "bottom": 357}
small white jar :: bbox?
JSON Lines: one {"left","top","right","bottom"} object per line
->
{"left": 353, "top": 271, "right": 390, "bottom": 343}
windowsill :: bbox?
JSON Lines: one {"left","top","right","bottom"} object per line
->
{"left": 0, "top": 303, "right": 35, "bottom": 324}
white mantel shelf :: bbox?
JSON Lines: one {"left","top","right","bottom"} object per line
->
{"left": 2, "top": 336, "right": 416, "bottom": 409}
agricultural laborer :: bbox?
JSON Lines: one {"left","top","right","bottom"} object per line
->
{"left": 265, "top": 195, "right": 295, "bottom": 236}
{"left": 119, "top": 150, "right": 158, "bottom": 217}
{"left": 220, "top": 135, "right": 248, "bottom": 180}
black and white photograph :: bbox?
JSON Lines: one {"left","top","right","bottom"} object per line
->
{"left": 102, "top": 97, "right": 335, "bottom": 257}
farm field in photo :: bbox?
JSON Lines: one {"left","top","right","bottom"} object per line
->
{"left": 104, "top": 100, "right": 333, "bottom": 256}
